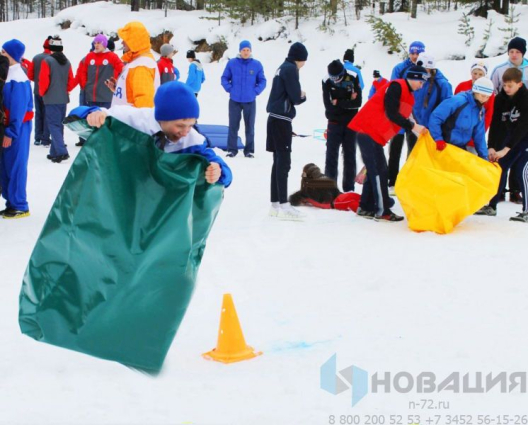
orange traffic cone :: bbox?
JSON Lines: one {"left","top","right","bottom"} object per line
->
{"left": 202, "top": 294, "right": 262, "bottom": 364}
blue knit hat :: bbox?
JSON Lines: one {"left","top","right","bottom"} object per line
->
{"left": 287, "top": 42, "right": 308, "bottom": 61}
{"left": 239, "top": 40, "right": 252, "bottom": 51}
{"left": 154, "top": 82, "right": 200, "bottom": 121}
{"left": 2, "top": 39, "right": 25, "bottom": 63}
{"left": 409, "top": 41, "right": 425, "bottom": 54}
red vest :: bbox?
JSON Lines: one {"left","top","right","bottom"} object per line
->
{"left": 349, "top": 79, "right": 414, "bottom": 146}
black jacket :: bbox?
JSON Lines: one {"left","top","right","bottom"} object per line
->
{"left": 488, "top": 85, "right": 528, "bottom": 151}
{"left": 322, "top": 69, "right": 362, "bottom": 124}
{"left": 266, "top": 58, "right": 306, "bottom": 120}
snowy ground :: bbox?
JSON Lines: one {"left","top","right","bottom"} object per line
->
{"left": 1, "top": 4, "right": 528, "bottom": 425}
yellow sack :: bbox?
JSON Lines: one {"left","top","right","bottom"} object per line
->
{"left": 395, "top": 133, "right": 501, "bottom": 234}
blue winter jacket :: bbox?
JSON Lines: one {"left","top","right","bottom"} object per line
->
{"left": 429, "top": 91, "right": 488, "bottom": 159}
{"left": 3, "top": 64, "right": 33, "bottom": 140}
{"left": 344, "top": 61, "right": 364, "bottom": 90}
{"left": 221, "top": 56, "right": 267, "bottom": 103}
{"left": 186, "top": 61, "right": 205, "bottom": 93}
{"left": 391, "top": 58, "right": 415, "bottom": 81}
{"left": 413, "top": 69, "right": 452, "bottom": 127}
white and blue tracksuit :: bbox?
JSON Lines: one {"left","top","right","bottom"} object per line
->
{"left": 429, "top": 91, "right": 488, "bottom": 159}
{"left": 69, "top": 105, "right": 232, "bottom": 187}
{"left": 1, "top": 64, "right": 33, "bottom": 211}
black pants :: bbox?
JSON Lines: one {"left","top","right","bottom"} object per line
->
{"left": 357, "top": 133, "right": 391, "bottom": 216}
{"left": 388, "top": 131, "right": 417, "bottom": 187}
{"left": 267, "top": 116, "right": 293, "bottom": 204}
{"left": 325, "top": 121, "right": 357, "bottom": 192}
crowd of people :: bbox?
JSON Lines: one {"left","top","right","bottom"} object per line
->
{"left": 1, "top": 20, "right": 527, "bottom": 227}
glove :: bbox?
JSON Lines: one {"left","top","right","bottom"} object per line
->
{"left": 436, "top": 140, "right": 447, "bottom": 151}
{"left": 373, "top": 70, "right": 381, "bottom": 79}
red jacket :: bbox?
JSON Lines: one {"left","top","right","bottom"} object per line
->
{"left": 79, "top": 51, "right": 123, "bottom": 102}
{"left": 349, "top": 79, "right": 414, "bottom": 146}
{"left": 38, "top": 58, "right": 77, "bottom": 98}
{"left": 27, "top": 49, "right": 51, "bottom": 82}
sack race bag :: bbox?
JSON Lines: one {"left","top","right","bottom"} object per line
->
{"left": 19, "top": 117, "right": 224, "bottom": 374}
{"left": 395, "top": 133, "right": 501, "bottom": 234}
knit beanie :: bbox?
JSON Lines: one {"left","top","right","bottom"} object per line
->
{"left": 49, "top": 36, "right": 63, "bottom": 53}
{"left": 154, "top": 82, "right": 200, "bottom": 121}
{"left": 406, "top": 62, "right": 428, "bottom": 81}
{"left": 94, "top": 34, "right": 108, "bottom": 48}
{"left": 2, "top": 39, "right": 25, "bottom": 63}
{"left": 328, "top": 60, "right": 345, "bottom": 80}
{"left": 472, "top": 77, "right": 494, "bottom": 96}
{"left": 107, "top": 39, "right": 115, "bottom": 52}
{"left": 343, "top": 48, "right": 354, "bottom": 63}
{"left": 409, "top": 41, "right": 425, "bottom": 54}
{"left": 287, "top": 42, "right": 308, "bottom": 62}
{"left": 239, "top": 40, "right": 252, "bottom": 51}
{"left": 508, "top": 37, "right": 526, "bottom": 56}
{"left": 43, "top": 36, "right": 52, "bottom": 50}
{"left": 471, "top": 61, "right": 488, "bottom": 76}
{"left": 186, "top": 49, "right": 196, "bottom": 59}
{"left": 160, "top": 44, "right": 175, "bottom": 57}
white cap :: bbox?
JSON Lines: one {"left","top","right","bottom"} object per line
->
{"left": 472, "top": 77, "right": 494, "bottom": 95}
{"left": 417, "top": 53, "right": 435, "bottom": 69}
{"left": 471, "top": 61, "right": 488, "bottom": 76}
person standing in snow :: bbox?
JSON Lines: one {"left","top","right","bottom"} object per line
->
{"left": 491, "top": 37, "right": 528, "bottom": 94}
{"left": 185, "top": 50, "right": 205, "bottom": 97}
{"left": 1, "top": 39, "right": 34, "bottom": 219}
{"left": 428, "top": 77, "right": 493, "bottom": 160}
{"left": 412, "top": 53, "right": 452, "bottom": 128}
{"left": 38, "top": 36, "right": 77, "bottom": 163}
{"left": 387, "top": 41, "right": 425, "bottom": 193}
{"left": 343, "top": 49, "right": 364, "bottom": 91}
{"left": 368, "top": 70, "right": 388, "bottom": 99}
{"left": 221, "top": 40, "right": 267, "bottom": 158}
{"left": 28, "top": 36, "right": 52, "bottom": 147}
{"left": 158, "top": 44, "right": 180, "bottom": 84}
{"left": 322, "top": 59, "right": 362, "bottom": 192}
{"left": 475, "top": 69, "right": 528, "bottom": 222}
{"left": 108, "top": 21, "right": 160, "bottom": 108}
{"left": 266, "top": 42, "right": 308, "bottom": 220}
{"left": 348, "top": 64, "right": 429, "bottom": 222}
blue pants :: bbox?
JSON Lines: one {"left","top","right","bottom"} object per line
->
{"left": 0, "top": 121, "right": 32, "bottom": 211}
{"left": 490, "top": 140, "right": 528, "bottom": 212}
{"left": 227, "top": 99, "right": 256, "bottom": 155}
{"left": 46, "top": 104, "right": 68, "bottom": 157}
{"left": 325, "top": 121, "right": 357, "bottom": 192}
{"left": 34, "top": 94, "right": 50, "bottom": 144}
{"left": 357, "top": 133, "right": 391, "bottom": 216}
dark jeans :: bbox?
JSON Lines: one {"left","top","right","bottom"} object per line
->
{"left": 325, "top": 121, "right": 357, "bottom": 192}
{"left": 271, "top": 151, "right": 292, "bottom": 204}
{"left": 34, "top": 94, "right": 50, "bottom": 144}
{"left": 388, "top": 131, "right": 417, "bottom": 187}
{"left": 46, "top": 104, "right": 68, "bottom": 157}
{"left": 490, "top": 140, "right": 528, "bottom": 212}
{"left": 228, "top": 99, "right": 256, "bottom": 156}
{"left": 357, "top": 133, "right": 391, "bottom": 216}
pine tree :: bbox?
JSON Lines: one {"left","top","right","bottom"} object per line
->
{"left": 498, "top": 6, "right": 519, "bottom": 49}
{"left": 457, "top": 12, "right": 474, "bottom": 46}
{"left": 366, "top": 15, "right": 407, "bottom": 58}
{"left": 476, "top": 18, "right": 493, "bottom": 58}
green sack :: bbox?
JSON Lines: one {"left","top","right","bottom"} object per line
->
{"left": 19, "top": 117, "right": 224, "bottom": 374}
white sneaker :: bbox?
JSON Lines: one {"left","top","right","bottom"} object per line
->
{"left": 389, "top": 186, "right": 396, "bottom": 196}
{"left": 277, "top": 203, "right": 305, "bottom": 221}
{"left": 269, "top": 202, "right": 280, "bottom": 217}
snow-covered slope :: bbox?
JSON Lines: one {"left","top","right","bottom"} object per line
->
{"left": 1, "top": 4, "right": 528, "bottom": 424}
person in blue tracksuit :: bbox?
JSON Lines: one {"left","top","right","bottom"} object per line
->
{"left": 428, "top": 77, "right": 494, "bottom": 160}
{"left": 412, "top": 53, "right": 452, "bottom": 127}
{"left": 343, "top": 49, "right": 364, "bottom": 91}
{"left": 1, "top": 39, "right": 34, "bottom": 219}
{"left": 185, "top": 50, "right": 205, "bottom": 97}
{"left": 387, "top": 41, "right": 426, "bottom": 190}
{"left": 221, "top": 40, "right": 267, "bottom": 158}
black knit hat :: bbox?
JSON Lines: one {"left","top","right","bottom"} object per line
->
{"left": 406, "top": 62, "right": 428, "bottom": 81}
{"left": 343, "top": 49, "right": 354, "bottom": 63}
{"left": 328, "top": 60, "right": 345, "bottom": 78}
{"left": 186, "top": 49, "right": 196, "bottom": 59}
{"left": 48, "top": 35, "right": 63, "bottom": 53}
{"left": 287, "top": 42, "right": 308, "bottom": 62}
{"left": 107, "top": 39, "right": 115, "bottom": 52}
{"left": 508, "top": 37, "right": 526, "bottom": 56}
